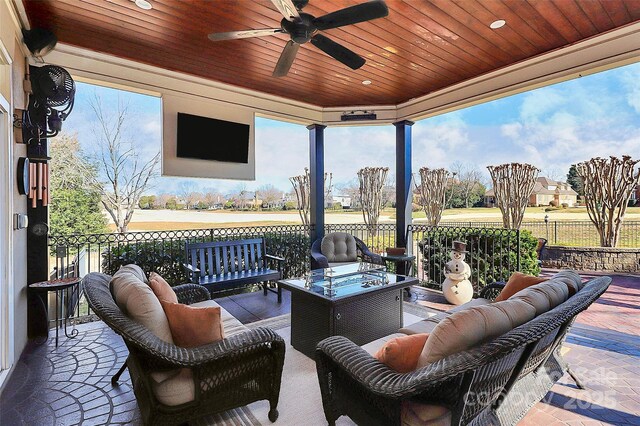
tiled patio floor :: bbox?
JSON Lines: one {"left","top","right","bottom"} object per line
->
{"left": 1, "top": 269, "right": 638, "bottom": 425}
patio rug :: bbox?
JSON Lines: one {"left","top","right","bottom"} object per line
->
{"left": 198, "top": 301, "right": 439, "bottom": 426}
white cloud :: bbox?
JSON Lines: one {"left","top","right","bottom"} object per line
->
{"left": 620, "top": 64, "right": 640, "bottom": 114}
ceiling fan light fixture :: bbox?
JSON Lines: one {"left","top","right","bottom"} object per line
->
{"left": 362, "top": 80, "right": 372, "bottom": 85}
{"left": 134, "top": 0, "right": 153, "bottom": 10}
{"left": 490, "top": 19, "right": 506, "bottom": 29}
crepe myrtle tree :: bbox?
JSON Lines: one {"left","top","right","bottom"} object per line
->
{"left": 415, "top": 167, "right": 451, "bottom": 226}
{"left": 289, "top": 168, "right": 333, "bottom": 226}
{"left": 487, "top": 162, "right": 539, "bottom": 230}
{"left": 358, "top": 166, "right": 389, "bottom": 237}
{"left": 576, "top": 155, "right": 640, "bottom": 247}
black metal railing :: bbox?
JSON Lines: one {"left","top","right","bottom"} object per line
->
{"left": 408, "top": 224, "right": 524, "bottom": 294}
{"left": 49, "top": 222, "right": 535, "bottom": 322}
{"left": 440, "top": 220, "right": 640, "bottom": 248}
{"left": 49, "top": 224, "right": 312, "bottom": 321}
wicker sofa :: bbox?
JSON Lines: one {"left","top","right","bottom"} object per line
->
{"left": 315, "top": 271, "right": 611, "bottom": 426}
{"left": 83, "top": 271, "right": 285, "bottom": 426}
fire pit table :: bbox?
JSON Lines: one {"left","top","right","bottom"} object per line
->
{"left": 278, "top": 262, "right": 417, "bottom": 358}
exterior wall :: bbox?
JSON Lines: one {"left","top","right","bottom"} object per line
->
{"left": 558, "top": 194, "right": 577, "bottom": 207}
{"left": 537, "top": 194, "right": 554, "bottom": 206}
{"left": 542, "top": 245, "right": 640, "bottom": 273}
{"left": 0, "top": 0, "right": 28, "bottom": 394}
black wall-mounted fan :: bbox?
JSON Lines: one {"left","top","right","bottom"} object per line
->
{"left": 28, "top": 64, "right": 76, "bottom": 138}
{"left": 207, "top": 0, "right": 389, "bottom": 77}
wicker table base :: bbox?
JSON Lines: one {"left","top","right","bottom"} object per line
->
{"left": 281, "top": 275, "right": 416, "bottom": 358}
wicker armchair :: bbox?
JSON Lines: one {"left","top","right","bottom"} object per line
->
{"left": 83, "top": 272, "right": 285, "bottom": 426}
{"left": 315, "top": 276, "right": 611, "bottom": 426}
{"left": 310, "top": 232, "right": 383, "bottom": 270}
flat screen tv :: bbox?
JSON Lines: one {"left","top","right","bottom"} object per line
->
{"left": 176, "top": 112, "right": 250, "bottom": 163}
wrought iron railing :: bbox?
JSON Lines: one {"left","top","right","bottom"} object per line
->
{"left": 48, "top": 222, "right": 534, "bottom": 322}
{"left": 408, "top": 224, "right": 525, "bottom": 293}
{"left": 440, "top": 220, "right": 640, "bottom": 248}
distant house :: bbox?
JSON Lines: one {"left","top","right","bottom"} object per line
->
{"left": 631, "top": 185, "right": 640, "bottom": 206}
{"left": 485, "top": 177, "right": 578, "bottom": 207}
{"left": 332, "top": 195, "right": 352, "bottom": 209}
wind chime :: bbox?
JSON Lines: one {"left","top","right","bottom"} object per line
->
{"left": 27, "top": 160, "right": 49, "bottom": 208}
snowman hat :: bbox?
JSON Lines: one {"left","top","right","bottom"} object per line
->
{"left": 451, "top": 240, "right": 468, "bottom": 253}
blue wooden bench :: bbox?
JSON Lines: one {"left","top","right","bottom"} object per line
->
{"left": 183, "top": 238, "right": 284, "bottom": 302}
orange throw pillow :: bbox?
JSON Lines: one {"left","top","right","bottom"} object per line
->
{"left": 495, "top": 272, "right": 547, "bottom": 302}
{"left": 148, "top": 272, "right": 178, "bottom": 304}
{"left": 374, "top": 333, "right": 429, "bottom": 373}
{"left": 160, "top": 301, "right": 224, "bottom": 348}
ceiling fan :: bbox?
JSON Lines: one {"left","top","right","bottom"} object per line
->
{"left": 207, "top": 0, "right": 389, "bottom": 77}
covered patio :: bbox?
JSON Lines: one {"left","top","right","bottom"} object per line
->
{"left": 1, "top": 269, "right": 638, "bottom": 425}
{"left": 1, "top": 0, "right": 640, "bottom": 425}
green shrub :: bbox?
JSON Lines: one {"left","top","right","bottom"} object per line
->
{"left": 417, "top": 228, "right": 539, "bottom": 292}
{"left": 102, "top": 232, "right": 311, "bottom": 285}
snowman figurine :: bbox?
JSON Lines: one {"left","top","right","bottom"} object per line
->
{"left": 442, "top": 241, "right": 474, "bottom": 305}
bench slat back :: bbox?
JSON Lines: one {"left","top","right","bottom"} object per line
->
{"left": 185, "top": 238, "right": 266, "bottom": 277}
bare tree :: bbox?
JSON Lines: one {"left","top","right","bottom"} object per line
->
{"left": 450, "top": 161, "right": 484, "bottom": 208}
{"left": 156, "top": 193, "right": 172, "bottom": 209}
{"left": 576, "top": 155, "right": 640, "bottom": 247}
{"left": 289, "top": 168, "right": 334, "bottom": 225}
{"left": 185, "top": 192, "right": 204, "bottom": 210}
{"left": 415, "top": 167, "right": 450, "bottom": 226}
{"left": 85, "top": 94, "right": 160, "bottom": 233}
{"left": 203, "top": 191, "right": 223, "bottom": 209}
{"left": 257, "top": 184, "right": 283, "bottom": 208}
{"left": 358, "top": 167, "right": 389, "bottom": 237}
{"left": 487, "top": 162, "right": 539, "bottom": 229}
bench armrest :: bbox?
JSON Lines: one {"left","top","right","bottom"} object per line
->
{"left": 265, "top": 253, "right": 284, "bottom": 272}
{"left": 182, "top": 263, "right": 200, "bottom": 274}
{"left": 173, "top": 283, "right": 211, "bottom": 305}
{"left": 265, "top": 253, "right": 285, "bottom": 262}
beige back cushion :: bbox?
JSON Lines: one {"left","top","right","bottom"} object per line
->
{"left": 110, "top": 264, "right": 173, "bottom": 345}
{"left": 510, "top": 280, "right": 569, "bottom": 316}
{"left": 417, "top": 304, "right": 512, "bottom": 368}
{"left": 321, "top": 232, "right": 357, "bottom": 263}
{"left": 551, "top": 269, "right": 583, "bottom": 294}
{"left": 416, "top": 298, "right": 537, "bottom": 368}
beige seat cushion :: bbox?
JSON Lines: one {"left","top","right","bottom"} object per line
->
{"left": 150, "top": 368, "right": 195, "bottom": 406}
{"left": 362, "top": 333, "right": 407, "bottom": 356}
{"left": 538, "top": 280, "right": 569, "bottom": 307}
{"left": 191, "top": 300, "right": 248, "bottom": 337}
{"left": 417, "top": 304, "right": 513, "bottom": 368}
{"left": 449, "top": 297, "right": 491, "bottom": 313}
{"left": 402, "top": 401, "right": 451, "bottom": 426}
{"left": 321, "top": 232, "right": 358, "bottom": 263}
{"left": 399, "top": 319, "right": 439, "bottom": 335}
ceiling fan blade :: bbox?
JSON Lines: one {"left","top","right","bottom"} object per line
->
{"left": 208, "top": 28, "right": 284, "bottom": 41}
{"left": 313, "top": 0, "right": 389, "bottom": 31}
{"left": 273, "top": 41, "right": 300, "bottom": 77}
{"left": 270, "top": 0, "right": 301, "bottom": 22}
{"left": 310, "top": 34, "right": 365, "bottom": 70}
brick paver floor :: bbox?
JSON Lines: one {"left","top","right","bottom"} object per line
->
{"left": 1, "top": 269, "right": 638, "bottom": 425}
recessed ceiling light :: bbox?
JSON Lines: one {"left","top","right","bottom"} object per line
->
{"left": 362, "top": 80, "right": 372, "bottom": 85}
{"left": 135, "top": 0, "right": 153, "bottom": 10}
{"left": 490, "top": 19, "right": 506, "bottom": 29}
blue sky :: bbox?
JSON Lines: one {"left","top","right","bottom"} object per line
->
{"left": 62, "top": 61, "right": 640, "bottom": 196}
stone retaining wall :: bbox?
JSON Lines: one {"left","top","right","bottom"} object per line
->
{"left": 541, "top": 246, "right": 640, "bottom": 273}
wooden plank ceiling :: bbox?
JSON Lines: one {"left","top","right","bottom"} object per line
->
{"left": 22, "top": 0, "right": 640, "bottom": 108}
